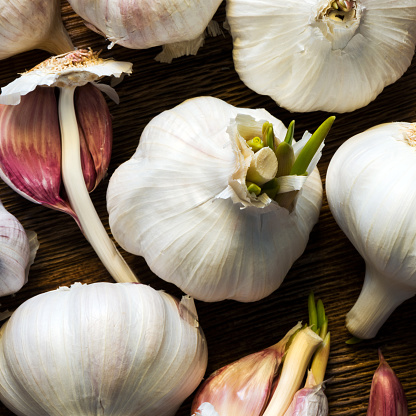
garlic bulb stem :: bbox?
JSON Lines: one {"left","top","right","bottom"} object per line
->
{"left": 346, "top": 265, "right": 413, "bottom": 339}
{"left": 58, "top": 86, "right": 138, "bottom": 283}
{"left": 262, "top": 327, "right": 322, "bottom": 416}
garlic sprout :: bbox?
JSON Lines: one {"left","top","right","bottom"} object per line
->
{"left": 107, "top": 96, "right": 333, "bottom": 302}
{"left": 0, "top": 282, "right": 208, "bottom": 416}
{"left": 0, "top": 0, "right": 74, "bottom": 60}
{"left": 0, "top": 50, "right": 137, "bottom": 284}
{"left": 0, "top": 200, "right": 39, "bottom": 297}
{"left": 66, "top": 0, "right": 223, "bottom": 63}
{"left": 226, "top": 0, "right": 416, "bottom": 113}
{"left": 326, "top": 122, "right": 416, "bottom": 339}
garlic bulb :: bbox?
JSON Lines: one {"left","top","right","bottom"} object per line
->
{"left": 107, "top": 96, "right": 330, "bottom": 302}
{"left": 0, "top": 50, "right": 137, "bottom": 285}
{"left": 0, "top": 201, "right": 39, "bottom": 297}
{"left": 226, "top": 0, "right": 416, "bottom": 113}
{"left": 0, "top": 0, "right": 74, "bottom": 60}
{"left": 0, "top": 282, "right": 207, "bottom": 416}
{"left": 66, "top": 0, "right": 222, "bottom": 62}
{"left": 326, "top": 122, "right": 416, "bottom": 339}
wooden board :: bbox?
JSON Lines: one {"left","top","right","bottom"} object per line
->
{"left": 0, "top": 1, "right": 415, "bottom": 414}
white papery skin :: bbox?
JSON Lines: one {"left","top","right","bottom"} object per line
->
{"left": 107, "top": 96, "right": 323, "bottom": 302}
{"left": 67, "top": 0, "right": 222, "bottom": 52}
{"left": 0, "top": 282, "right": 208, "bottom": 416}
{"left": 226, "top": 0, "right": 416, "bottom": 113}
{"left": 0, "top": 0, "right": 74, "bottom": 60}
{"left": 326, "top": 122, "right": 416, "bottom": 339}
{"left": 0, "top": 201, "right": 38, "bottom": 297}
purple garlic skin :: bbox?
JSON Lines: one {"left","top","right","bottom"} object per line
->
{"left": 367, "top": 350, "right": 408, "bottom": 416}
{"left": 0, "top": 84, "right": 112, "bottom": 224}
{"left": 283, "top": 383, "right": 328, "bottom": 416}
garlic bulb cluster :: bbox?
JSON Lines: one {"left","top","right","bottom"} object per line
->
{"left": 67, "top": 0, "right": 222, "bottom": 62}
{"left": 107, "top": 96, "right": 329, "bottom": 302}
{"left": 326, "top": 122, "right": 416, "bottom": 339}
{"left": 0, "top": 0, "right": 74, "bottom": 60}
{"left": 0, "top": 282, "right": 208, "bottom": 416}
{"left": 0, "top": 50, "right": 138, "bottom": 285}
{"left": 0, "top": 201, "right": 38, "bottom": 297}
{"left": 226, "top": 0, "right": 416, "bottom": 113}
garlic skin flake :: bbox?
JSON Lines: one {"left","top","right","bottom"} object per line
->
{"left": 0, "top": 201, "right": 39, "bottom": 297}
{"left": 0, "top": 282, "right": 208, "bottom": 416}
{"left": 0, "top": 0, "right": 74, "bottom": 60}
{"left": 326, "top": 122, "right": 416, "bottom": 339}
{"left": 67, "top": 0, "right": 222, "bottom": 62}
{"left": 226, "top": 0, "right": 416, "bottom": 113}
{"left": 107, "top": 96, "right": 323, "bottom": 302}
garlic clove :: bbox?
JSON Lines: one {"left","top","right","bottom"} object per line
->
{"left": 283, "top": 382, "right": 329, "bottom": 416}
{"left": 67, "top": 0, "right": 222, "bottom": 60}
{"left": 0, "top": 201, "right": 39, "bottom": 297}
{"left": 0, "top": 50, "right": 137, "bottom": 284}
{"left": 367, "top": 350, "right": 408, "bottom": 416}
{"left": 191, "top": 322, "right": 302, "bottom": 416}
{"left": 0, "top": 0, "right": 74, "bottom": 60}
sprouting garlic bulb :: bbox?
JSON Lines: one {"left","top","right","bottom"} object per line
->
{"left": 67, "top": 0, "right": 222, "bottom": 62}
{"left": 326, "top": 122, "right": 416, "bottom": 339}
{"left": 0, "top": 282, "right": 208, "bottom": 416}
{"left": 226, "top": 0, "right": 416, "bottom": 113}
{"left": 0, "top": 201, "right": 39, "bottom": 297}
{"left": 107, "top": 96, "right": 326, "bottom": 302}
{"left": 0, "top": 0, "right": 74, "bottom": 60}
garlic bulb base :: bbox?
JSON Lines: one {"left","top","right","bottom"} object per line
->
{"left": 346, "top": 265, "right": 414, "bottom": 339}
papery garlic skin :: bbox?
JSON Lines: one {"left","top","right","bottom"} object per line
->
{"left": 283, "top": 383, "right": 328, "bottom": 416}
{"left": 226, "top": 0, "right": 416, "bottom": 113}
{"left": 107, "top": 96, "right": 323, "bottom": 302}
{"left": 0, "top": 201, "right": 39, "bottom": 297}
{"left": 0, "top": 0, "right": 74, "bottom": 60}
{"left": 67, "top": 0, "right": 222, "bottom": 61}
{"left": 0, "top": 282, "right": 207, "bottom": 416}
{"left": 326, "top": 122, "right": 416, "bottom": 339}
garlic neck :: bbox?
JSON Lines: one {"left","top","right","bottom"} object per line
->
{"left": 346, "top": 264, "right": 415, "bottom": 339}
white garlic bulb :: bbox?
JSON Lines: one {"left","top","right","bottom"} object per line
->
{"left": 107, "top": 96, "right": 326, "bottom": 302}
{"left": 326, "top": 122, "right": 416, "bottom": 339}
{"left": 0, "top": 0, "right": 74, "bottom": 60}
{"left": 226, "top": 0, "right": 416, "bottom": 113}
{"left": 66, "top": 0, "right": 222, "bottom": 62}
{"left": 0, "top": 282, "right": 208, "bottom": 415}
{"left": 0, "top": 201, "right": 38, "bottom": 297}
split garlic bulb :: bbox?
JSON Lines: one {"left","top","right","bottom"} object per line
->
{"left": 67, "top": 0, "right": 222, "bottom": 62}
{"left": 326, "top": 122, "right": 416, "bottom": 339}
{"left": 0, "top": 201, "right": 38, "bottom": 297}
{"left": 0, "top": 282, "right": 208, "bottom": 416}
{"left": 226, "top": 0, "right": 416, "bottom": 113}
{"left": 107, "top": 96, "right": 326, "bottom": 302}
{"left": 0, "top": 0, "right": 74, "bottom": 60}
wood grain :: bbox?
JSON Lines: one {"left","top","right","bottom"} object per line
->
{"left": 0, "top": 1, "right": 415, "bottom": 415}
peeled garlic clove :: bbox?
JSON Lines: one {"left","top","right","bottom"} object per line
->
{"left": 0, "top": 201, "right": 39, "bottom": 297}
{"left": 192, "top": 322, "right": 301, "bottom": 416}
{"left": 326, "top": 122, "right": 416, "bottom": 338}
{"left": 0, "top": 83, "right": 112, "bottom": 222}
{"left": 226, "top": 0, "right": 416, "bottom": 113}
{"left": 367, "top": 350, "right": 407, "bottom": 416}
{"left": 107, "top": 96, "right": 325, "bottom": 302}
{"left": 0, "top": 0, "right": 74, "bottom": 60}
{"left": 0, "top": 282, "right": 207, "bottom": 416}
{"left": 67, "top": 0, "right": 222, "bottom": 61}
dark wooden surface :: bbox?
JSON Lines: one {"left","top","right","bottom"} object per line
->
{"left": 0, "top": 1, "right": 415, "bottom": 415}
